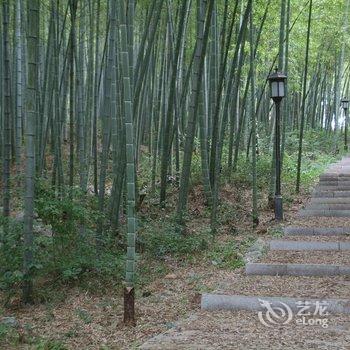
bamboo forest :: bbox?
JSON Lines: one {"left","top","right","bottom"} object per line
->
{"left": 2, "top": 0, "right": 350, "bottom": 348}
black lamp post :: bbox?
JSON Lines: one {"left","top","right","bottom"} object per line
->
{"left": 268, "top": 68, "right": 287, "bottom": 221}
{"left": 341, "top": 98, "right": 349, "bottom": 151}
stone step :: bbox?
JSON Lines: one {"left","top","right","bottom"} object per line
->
{"left": 269, "top": 240, "right": 350, "bottom": 251}
{"left": 284, "top": 227, "right": 350, "bottom": 235}
{"left": 326, "top": 172, "right": 350, "bottom": 176}
{"left": 246, "top": 263, "right": 350, "bottom": 277}
{"left": 315, "top": 181, "right": 350, "bottom": 190}
{"left": 321, "top": 175, "right": 350, "bottom": 180}
{"left": 325, "top": 173, "right": 350, "bottom": 175}
{"left": 318, "top": 181, "right": 350, "bottom": 186}
{"left": 321, "top": 175, "right": 350, "bottom": 178}
{"left": 315, "top": 186, "right": 350, "bottom": 191}
{"left": 327, "top": 168, "right": 350, "bottom": 174}
{"left": 313, "top": 190, "right": 350, "bottom": 198}
{"left": 318, "top": 178, "right": 350, "bottom": 181}
{"left": 319, "top": 174, "right": 339, "bottom": 180}
{"left": 306, "top": 204, "right": 350, "bottom": 210}
{"left": 201, "top": 294, "right": 350, "bottom": 314}
{"left": 298, "top": 209, "right": 350, "bottom": 217}
{"left": 324, "top": 169, "right": 350, "bottom": 177}
{"left": 311, "top": 198, "right": 350, "bottom": 204}
{"left": 319, "top": 175, "right": 350, "bottom": 181}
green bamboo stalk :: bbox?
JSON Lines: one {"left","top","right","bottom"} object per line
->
{"left": 15, "top": 0, "right": 22, "bottom": 170}
{"left": 92, "top": 0, "right": 101, "bottom": 195}
{"left": 296, "top": 0, "right": 313, "bottom": 193}
{"left": 2, "top": 0, "right": 11, "bottom": 218}
{"left": 97, "top": 0, "right": 116, "bottom": 242}
{"left": 249, "top": 8, "right": 258, "bottom": 226}
{"left": 177, "top": 0, "right": 214, "bottom": 228}
{"left": 118, "top": 0, "right": 137, "bottom": 325}
{"left": 23, "top": 0, "right": 39, "bottom": 304}
{"left": 159, "top": 0, "right": 189, "bottom": 206}
{"left": 69, "top": 0, "right": 78, "bottom": 192}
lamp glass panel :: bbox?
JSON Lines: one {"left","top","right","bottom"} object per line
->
{"left": 278, "top": 81, "right": 285, "bottom": 97}
{"left": 271, "top": 81, "right": 278, "bottom": 97}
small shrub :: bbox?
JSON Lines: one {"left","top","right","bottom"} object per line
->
{"left": 142, "top": 220, "right": 211, "bottom": 259}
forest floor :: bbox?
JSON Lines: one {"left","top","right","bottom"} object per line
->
{"left": 140, "top": 159, "right": 350, "bottom": 350}
{"left": 0, "top": 179, "right": 314, "bottom": 350}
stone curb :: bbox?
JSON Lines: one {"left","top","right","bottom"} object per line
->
{"left": 201, "top": 294, "right": 350, "bottom": 314}
{"left": 269, "top": 240, "right": 342, "bottom": 251}
{"left": 298, "top": 210, "right": 350, "bottom": 217}
{"left": 311, "top": 198, "right": 350, "bottom": 204}
{"left": 321, "top": 173, "right": 350, "bottom": 178}
{"left": 313, "top": 191, "right": 350, "bottom": 198}
{"left": 318, "top": 181, "right": 350, "bottom": 184}
{"left": 246, "top": 263, "right": 350, "bottom": 277}
{"left": 316, "top": 186, "right": 350, "bottom": 191}
{"left": 284, "top": 227, "right": 350, "bottom": 235}
{"left": 306, "top": 204, "right": 350, "bottom": 210}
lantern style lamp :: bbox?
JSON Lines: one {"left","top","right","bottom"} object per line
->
{"left": 341, "top": 98, "right": 349, "bottom": 151}
{"left": 268, "top": 68, "right": 287, "bottom": 221}
{"left": 341, "top": 98, "right": 349, "bottom": 110}
{"left": 268, "top": 68, "right": 287, "bottom": 102}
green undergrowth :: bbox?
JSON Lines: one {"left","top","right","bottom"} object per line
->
{"left": 0, "top": 129, "right": 346, "bottom": 349}
{"left": 0, "top": 130, "right": 346, "bottom": 308}
{"left": 0, "top": 322, "right": 68, "bottom": 350}
{"left": 223, "top": 129, "right": 345, "bottom": 195}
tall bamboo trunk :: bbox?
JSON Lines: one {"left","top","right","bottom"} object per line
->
{"left": 23, "top": 0, "right": 39, "bottom": 304}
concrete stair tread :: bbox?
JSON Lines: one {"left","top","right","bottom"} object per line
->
{"left": 246, "top": 262, "right": 350, "bottom": 277}
{"left": 259, "top": 250, "right": 350, "bottom": 265}
{"left": 313, "top": 191, "right": 350, "bottom": 198}
{"left": 269, "top": 239, "right": 350, "bottom": 250}
{"left": 201, "top": 294, "right": 350, "bottom": 314}
{"left": 277, "top": 235, "right": 350, "bottom": 242}
{"left": 315, "top": 187, "right": 350, "bottom": 191}
{"left": 298, "top": 209, "right": 350, "bottom": 217}
{"left": 306, "top": 204, "right": 350, "bottom": 210}
{"left": 284, "top": 226, "right": 350, "bottom": 235}
{"left": 311, "top": 198, "right": 350, "bottom": 204}
{"left": 313, "top": 190, "right": 350, "bottom": 194}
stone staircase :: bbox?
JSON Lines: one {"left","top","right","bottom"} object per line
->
{"left": 300, "top": 162, "right": 350, "bottom": 217}
{"left": 141, "top": 158, "right": 350, "bottom": 349}
{"left": 202, "top": 158, "right": 350, "bottom": 313}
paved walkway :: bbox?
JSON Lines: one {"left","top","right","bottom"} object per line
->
{"left": 141, "top": 157, "right": 350, "bottom": 349}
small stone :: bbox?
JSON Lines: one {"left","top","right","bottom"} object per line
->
{"left": 1, "top": 317, "right": 19, "bottom": 328}
{"left": 165, "top": 322, "right": 176, "bottom": 329}
{"left": 165, "top": 273, "right": 177, "bottom": 279}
